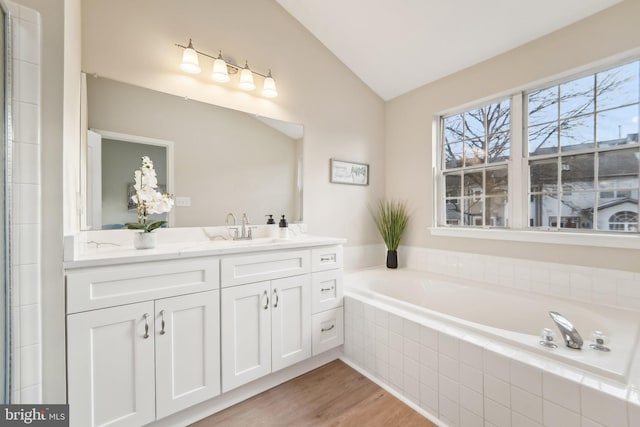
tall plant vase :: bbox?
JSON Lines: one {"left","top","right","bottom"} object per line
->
{"left": 133, "top": 231, "right": 157, "bottom": 249}
{"left": 386, "top": 250, "right": 398, "bottom": 269}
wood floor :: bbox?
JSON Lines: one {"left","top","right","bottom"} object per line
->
{"left": 191, "top": 360, "right": 436, "bottom": 427}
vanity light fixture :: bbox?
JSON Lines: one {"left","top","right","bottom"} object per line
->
{"left": 176, "top": 39, "right": 277, "bottom": 98}
{"left": 179, "top": 39, "right": 201, "bottom": 74}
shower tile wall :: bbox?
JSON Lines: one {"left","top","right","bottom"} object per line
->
{"left": 9, "top": 2, "right": 41, "bottom": 404}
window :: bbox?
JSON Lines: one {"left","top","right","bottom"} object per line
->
{"left": 441, "top": 99, "right": 510, "bottom": 227}
{"left": 438, "top": 58, "right": 640, "bottom": 235}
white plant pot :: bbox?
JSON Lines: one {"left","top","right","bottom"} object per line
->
{"left": 133, "top": 231, "right": 157, "bottom": 249}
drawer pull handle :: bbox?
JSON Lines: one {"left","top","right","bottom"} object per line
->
{"left": 321, "top": 324, "right": 335, "bottom": 332}
{"left": 143, "top": 313, "right": 150, "bottom": 339}
{"left": 273, "top": 289, "right": 279, "bottom": 308}
{"left": 159, "top": 310, "right": 166, "bottom": 335}
{"left": 263, "top": 290, "right": 269, "bottom": 310}
{"left": 320, "top": 286, "right": 335, "bottom": 292}
{"left": 320, "top": 255, "right": 336, "bottom": 263}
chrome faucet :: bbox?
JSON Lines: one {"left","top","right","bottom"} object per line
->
{"left": 548, "top": 311, "right": 583, "bottom": 350}
{"left": 226, "top": 212, "right": 255, "bottom": 240}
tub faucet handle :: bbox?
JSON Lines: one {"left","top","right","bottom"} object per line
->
{"left": 539, "top": 328, "right": 558, "bottom": 348}
{"left": 589, "top": 331, "right": 611, "bottom": 352}
{"left": 548, "top": 311, "right": 583, "bottom": 350}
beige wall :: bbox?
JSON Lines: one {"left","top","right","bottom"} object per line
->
{"left": 385, "top": 0, "right": 640, "bottom": 272}
{"left": 81, "top": 0, "right": 386, "bottom": 245}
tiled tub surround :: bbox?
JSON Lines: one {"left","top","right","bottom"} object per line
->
{"left": 343, "top": 267, "right": 640, "bottom": 426}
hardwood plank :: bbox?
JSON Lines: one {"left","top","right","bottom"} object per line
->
{"left": 190, "top": 360, "right": 436, "bottom": 427}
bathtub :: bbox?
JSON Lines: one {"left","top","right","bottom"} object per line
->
{"left": 344, "top": 268, "right": 640, "bottom": 385}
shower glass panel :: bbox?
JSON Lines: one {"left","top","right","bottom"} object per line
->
{"left": 0, "top": 2, "right": 8, "bottom": 404}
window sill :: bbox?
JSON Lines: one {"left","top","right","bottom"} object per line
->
{"left": 429, "top": 227, "right": 640, "bottom": 249}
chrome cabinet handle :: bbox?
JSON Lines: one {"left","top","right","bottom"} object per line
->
{"left": 159, "top": 310, "right": 166, "bottom": 335}
{"left": 321, "top": 324, "right": 335, "bottom": 332}
{"left": 320, "top": 255, "right": 336, "bottom": 263}
{"left": 320, "top": 285, "right": 335, "bottom": 292}
{"left": 273, "top": 289, "right": 279, "bottom": 308}
{"left": 143, "top": 313, "right": 150, "bottom": 339}
{"left": 263, "top": 290, "right": 269, "bottom": 310}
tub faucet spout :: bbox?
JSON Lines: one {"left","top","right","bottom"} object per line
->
{"left": 548, "top": 311, "right": 583, "bottom": 350}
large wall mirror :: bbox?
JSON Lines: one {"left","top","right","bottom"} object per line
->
{"left": 83, "top": 76, "right": 303, "bottom": 230}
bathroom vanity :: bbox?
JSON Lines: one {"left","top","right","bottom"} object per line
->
{"left": 64, "top": 231, "right": 344, "bottom": 427}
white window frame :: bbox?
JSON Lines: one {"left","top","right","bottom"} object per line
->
{"left": 431, "top": 51, "right": 640, "bottom": 249}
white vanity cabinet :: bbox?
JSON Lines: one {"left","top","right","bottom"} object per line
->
{"left": 310, "top": 246, "right": 344, "bottom": 355}
{"left": 220, "top": 250, "right": 312, "bottom": 392}
{"left": 66, "top": 257, "right": 220, "bottom": 427}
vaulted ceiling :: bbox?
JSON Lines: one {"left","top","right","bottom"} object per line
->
{"left": 276, "top": 0, "right": 623, "bottom": 100}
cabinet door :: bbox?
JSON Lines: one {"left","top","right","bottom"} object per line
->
{"left": 271, "top": 275, "right": 311, "bottom": 372}
{"left": 155, "top": 291, "right": 221, "bottom": 419}
{"left": 221, "top": 281, "right": 271, "bottom": 392}
{"left": 67, "top": 302, "right": 155, "bottom": 427}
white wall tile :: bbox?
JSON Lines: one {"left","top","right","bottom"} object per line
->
{"left": 581, "top": 384, "right": 628, "bottom": 427}
{"left": 374, "top": 307, "right": 388, "bottom": 328}
{"left": 511, "top": 412, "right": 542, "bottom": 427}
{"left": 484, "top": 398, "right": 511, "bottom": 427}
{"left": 484, "top": 351, "right": 510, "bottom": 382}
{"left": 542, "top": 372, "right": 581, "bottom": 412}
{"left": 581, "top": 417, "right": 604, "bottom": 427}
{"left": 375, "top": 324, "right": 388, "bottom": 344}
{"left": 19, "top": 304, "right": 40, "bottom": 347}
{"left": 420, "top": 383, "right": 438, "bottom": 416}
{"left": 420, "top": 365, "right": 438, "bottom": 389}
{"left": 438, "top": 333, "right": 458, "bottom": 359}
{"left": 19, "top": 384, "right": 41, "bottom": 404}
{"left": 439, "top": 395, "right": 460, "bottom": 426}
{"left": 13, "top": 102, "right": 39, "bottom": 144}
{"left": 439, "top": 374, "right": 459, "bottom": 403}
{"left": 420, "top": 344, "right": 438, "bottom": 370}
{"left": 510, "top": 385, "right": 542, "bottom": 423}
{"left": 420, "top": 326, "right": 438, "bottom": 350}
{"left": 629, "top": 397, "right": 640, "bottom": 427}
{"left": 12, "top": 224, "right": 40, "bottom": 266}
{"left": 543, "top": 400, "right": 580, "bottom": 427}
{"left": 403, "top": 355, "right": 419, "bottom": 378}
{"left": 459, "top": 341, "right": 483, "bottom": 369}
{"left": 510, "top": 360, "right": 542, "bottom": 396}
{"left": 389, "top": 313, "right": 403, "bottom": 334}
{"left": 390, "top": 365, "right": 403, "bottom": 391}
{"left": 403, "top": 374, "right": 419, "bottom": 402}
{"left": 389, "top": 331, "right": 402, "bottom": 351}
{"left": 13, "top": 183, "right": 40, "bottom": 224}
{"left": 460, "top": 363, "right": 483, "bottom": 393}
{"left": 484, "top": 375, "right": 510, "bottom": 407}
{"left": 460, "top": 385, "right": 483, "bottom": 417}
{"left": 460, "top": 407, "right": 483, "bottom": 427}
{"left": 404, "top": 336, "right": 420, "bottom": 361}
{"left": 403, "top": 318, "right": 420, "bottom": 342}
{"left": 14, "top": 60, "right": 39, "bottom": 104}
{"left": 439, "top": 353, "right": 459, "bottom": 382}
{"left": 20, "top": 344, "right": 40, "bottom": 388}
{"left": 389, "top": 348, "right": 403, "bottom": 370}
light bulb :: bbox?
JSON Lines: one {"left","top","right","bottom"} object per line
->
{"left": 262, "top": 70, "right": 278, "bottom": 98}
{"left": 239, "top": 61, "right": 255, "bottom": 91}
{"left": 211, "top": 51, "right": 230, "bottom": 83}
{"left": 180, "top": 39, "right": 201, "bottom": 74}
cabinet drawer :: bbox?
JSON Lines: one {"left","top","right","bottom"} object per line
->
{"left": 220, "top": 250, "right": 310, "bottom": 287}
{"left": 311, "top": 270, "right": 343, "bottom": 314}
{"left": 312, "top": 307, "right": 344, "bottom": 356}
{"left": 311, "top": 245, "right": 343, "bottom": 272}
{"left": 67, "top": 258, "right": 219, "bottom": 314}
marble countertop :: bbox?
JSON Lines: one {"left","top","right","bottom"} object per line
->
{"left": 64, "top": 226, "right": 346, "bottom": 269}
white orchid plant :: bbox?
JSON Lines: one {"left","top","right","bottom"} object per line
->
{"left": 126, "top": 156, "right": 174, "bottom": 233}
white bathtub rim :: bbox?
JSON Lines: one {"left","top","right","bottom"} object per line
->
{"left": 344, "top": 286, "right": 639, "bottom": 404}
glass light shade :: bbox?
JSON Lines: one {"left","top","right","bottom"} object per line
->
{"left": 211, "top": 58, "right": 230, "bottom": 82}
{"left": 180, "top": 46, "right": 201, "bottom": 74}
{"left": 262, "top": 76, "right": 278, "bottom": 98}
{"left": 239, "top": 67, "right": 256, "bottom": 91}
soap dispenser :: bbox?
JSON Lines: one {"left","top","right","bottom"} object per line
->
{"left": 278, "top": 214, "right": 289, "bottom": 239}
{"left": 266, "top": 214, "right": 278, "bottom": 238}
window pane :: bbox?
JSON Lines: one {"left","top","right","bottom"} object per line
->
{"left": 486, "top": 100, "right": 510, "bottom": 135}
{"left": 530, "top": 159, "right": 558, "bottom": 192}
{"left": 597, "top": 104, "right": 640, "bottom": 147}
{"left": 560, "top": 192, "right": 594, "bottom": 229}
{"left": 445, "top": 199, "right": 462, "bottom": 225}
{"left": 598, "top": 149, "right": 639, "bottom": 190}
{"left": 562, "top": 154, "right": 595, "bottom": 190}
{"left": 486, "top": 197, "right": 507, "bottom": 227}
{"left": 445, "top": 140, "right": 463, "bottom": 168}
{"left": 488, "top": 131, "right": 510, "bottom": 163}
{"left": 560, "top": 116, "right": 594, "bottom": 152}
{"left": 445, "top": 173, "right": 462, "bottom": 197}
{"left": 463, "top": 198, "right": 483, "bottom": 226}
{"left": 464, "top": 109, "right": 485, "bottom": 139}
{"left": 464, "top": 171, "right": 483, "bottom": 197}
{"left": 597, "top": 61, "right": 640, "bottom": 110}
{"left": 465, "top": 138, "right": 485, "bottom": 165}
{"left": 529, "top": 123, "right": 559, "bottom": 156}
{"left": 529, "top": 193, "right": 558, "bottom": 227}
{"left": 444, "top": 115, "right": 463, "bottom": 143}
{"left": 486, "top": 167, "right": 508, "bottom": 196}
{"left": 528, "top": 86, "right": 558, "bottom": 126}
{"left": 560, "top": 75, "right": 595, "bottom": 118}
